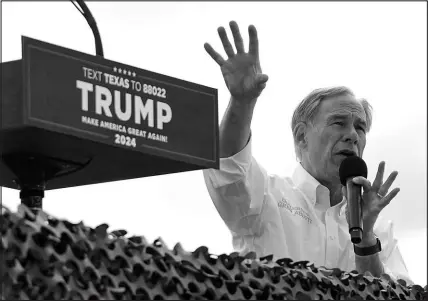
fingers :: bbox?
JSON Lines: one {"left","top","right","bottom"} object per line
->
{"left": 378, "top": 171, "right": 398, "bottom": 196}
{"left": 248, "top": 25, "right": 259, "bottom": 56}
{"left": 352, "top": 177, "right": 372, "bottom": 192}
{"left": 217, "top": 26, "right": 235, "bottom": 58}
{"left": 229, "top": 21, "right": 245, "bottom": 53}
{"left": 206, "top": 22, "right": 259, "bottom": 66}
{"left": 379, "top": 187, "right": 400, "bottom": 209}
{"left": 204, "top": 43, "right": 226, "bottom": 66}
{"left": 372, "top": 161, "right": 385, "bottom": 192}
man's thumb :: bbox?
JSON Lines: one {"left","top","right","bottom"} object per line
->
{"left": 255, "top": 74, "right": 269, "bottom": 86}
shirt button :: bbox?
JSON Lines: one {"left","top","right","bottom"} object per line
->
{"left": 329, "top": 236, "right": 335, "bottom": 240}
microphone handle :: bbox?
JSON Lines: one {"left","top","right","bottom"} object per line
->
{"left": 346, "top": 178, "right": 363, "bottom": 244}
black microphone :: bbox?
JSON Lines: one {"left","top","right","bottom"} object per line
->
{"left": 339, "top": 156, "right": 368, "bottom": 244}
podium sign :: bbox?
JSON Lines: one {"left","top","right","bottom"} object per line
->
{"left": 0, "top": 37, "right": 219, "bottom": 190}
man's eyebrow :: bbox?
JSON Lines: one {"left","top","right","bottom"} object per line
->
{"left": 325, "top": 114, "right": 348, "bottom": 122}
{"left": 326, "top": 114, "right": 367, "bottom": 126}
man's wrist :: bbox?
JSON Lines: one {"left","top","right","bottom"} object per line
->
{"left": 230, "top": 96, "right": 258, "bottom": 107}
{"left": 357, "top": 230, "right": 377, "bottom": 247}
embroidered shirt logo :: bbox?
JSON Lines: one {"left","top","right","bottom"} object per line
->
{"left": 278, "top": 198, "right": 313, "bottom": 224}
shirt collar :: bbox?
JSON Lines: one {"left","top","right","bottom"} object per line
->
{"left": 291, "top": 163, "right": 348, "bottom": 216}
{"left": 291, "top": 163, "right": 330, "bottom": 207}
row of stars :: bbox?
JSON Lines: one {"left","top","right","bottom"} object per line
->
{"left": 113, "top": 67, "right": 136, "bottom": 77}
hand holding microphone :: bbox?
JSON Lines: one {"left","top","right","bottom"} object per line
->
{"left": 340, "top": 158, "right": 400, "bottom": 245}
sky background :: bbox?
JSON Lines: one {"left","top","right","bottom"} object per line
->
{"left": 1, "top": 2, "right": 426, "bottom": 285}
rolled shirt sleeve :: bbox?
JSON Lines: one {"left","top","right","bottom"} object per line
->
{"left": 203, "top": 135, "right": 269, "bottom": 236}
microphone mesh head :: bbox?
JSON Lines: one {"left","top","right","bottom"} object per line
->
{"left": 339, "top": 156, "right": 368, "bottom": 186}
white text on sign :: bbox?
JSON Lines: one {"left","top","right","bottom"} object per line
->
{"left": 76, "top": 80, "right": 172, "bottom": 130}
{"left": 81, "top": 67, "right": 167, "bottom": 99}
{"left": 81, "top": 116, "right": 169, "bottom": 144}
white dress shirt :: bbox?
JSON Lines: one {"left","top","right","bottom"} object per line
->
{"left": 203, "top": 136, "right": 412, "bottom": 284}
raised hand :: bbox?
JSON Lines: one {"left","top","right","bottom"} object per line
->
{"left": 204, "top": 21, "right": 269, "bottom": 103}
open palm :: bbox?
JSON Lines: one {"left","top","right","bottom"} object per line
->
{"left": 204, "top": 21, "right": 268, "bottom": 102}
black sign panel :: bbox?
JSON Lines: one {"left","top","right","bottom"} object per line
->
{"left": 22, "top": 36, "right": 218, "bottom": 168}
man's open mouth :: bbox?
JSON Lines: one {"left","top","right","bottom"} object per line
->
{"left": 337, "top": 150, "right": 358, "bottom": 157}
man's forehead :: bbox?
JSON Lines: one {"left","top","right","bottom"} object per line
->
{"left": 318, "top": 95, "right": 366, "bottom": 121}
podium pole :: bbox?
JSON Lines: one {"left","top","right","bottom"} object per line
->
{"left": 2, "top": 153, "right": 89, "bottom": 214}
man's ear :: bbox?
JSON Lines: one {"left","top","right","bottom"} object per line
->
{"left": 293, "top": 122, "right": 308, "bottom": 151}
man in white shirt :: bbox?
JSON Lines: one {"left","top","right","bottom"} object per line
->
{"left": 202, "top": 21, "right": 412, "bottom": 284}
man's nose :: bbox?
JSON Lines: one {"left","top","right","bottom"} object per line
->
{"left": 344, "top": 126, "right": 359, "bottom": 144}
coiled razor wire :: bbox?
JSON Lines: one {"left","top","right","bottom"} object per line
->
{"left": 1, "top": 204, "right": 426, "bottom": 300}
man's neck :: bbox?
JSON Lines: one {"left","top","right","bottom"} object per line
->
{"left": 300, "top": 162, "right": 344, "bottom": 207}
{"left": 329, "top": 185, "right": 343, "bottom": 207}
{"left": 315, "top": 177, "right": 343, "bottom": 207}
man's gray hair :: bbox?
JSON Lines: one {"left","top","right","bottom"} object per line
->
{"left": 291, "top": 86, "right": 373, "bottom": 160}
